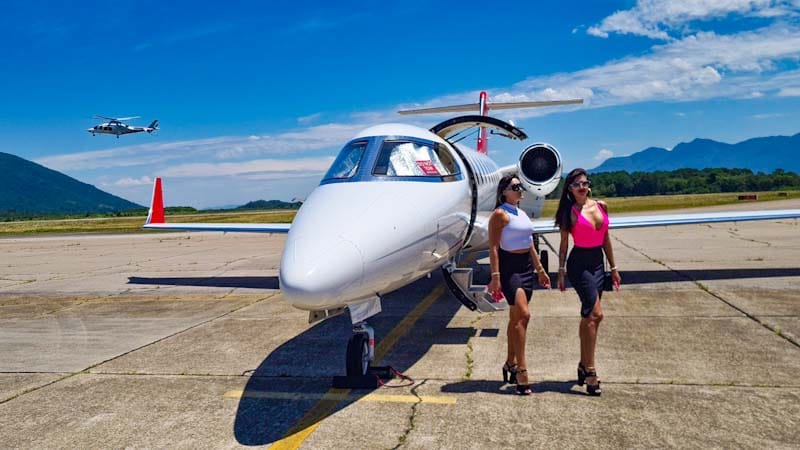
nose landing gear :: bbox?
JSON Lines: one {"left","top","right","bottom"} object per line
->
{"left": 334, "top": 321, "right": 403, "bottom": 388}
{"left": 345, "top": 322, "right": 373, "bottom": 376}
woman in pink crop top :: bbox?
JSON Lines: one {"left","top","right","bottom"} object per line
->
{"left": 488, "top": 175, "right": 551, "bottom": 395}
{"left": 554, "top": 168, "right": 622, "bottom": 396}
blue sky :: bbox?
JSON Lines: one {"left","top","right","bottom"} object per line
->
{"left": 2, "top": 0, "right": 799, "bottom": 208}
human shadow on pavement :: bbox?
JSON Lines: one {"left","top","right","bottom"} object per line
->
{"left": 440, "top": 379, "right": 584, "bottom": 396}
{"left": 231, "top": 270, "right": 499, "bottom": 446}
{"left": 128, "top": 276, "right": 280, "bottom": 289}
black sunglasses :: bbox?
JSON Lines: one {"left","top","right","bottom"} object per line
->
{"left": 570, "top": 180, "right": 591, "bottom": 189}
{"left": 508, "top": 183, "right": 526, "bottom": 192}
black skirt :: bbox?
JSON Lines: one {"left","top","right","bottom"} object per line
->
{"left": 567, "top": 246, "right": 605, "bottom": 318}
{"left": 499, "top": 248, "right": 534, "bottom": 306}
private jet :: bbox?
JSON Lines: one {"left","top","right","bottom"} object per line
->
{"left": 143, "top": 92, "right": 800, "bottom": 377}
{"left": 88, "top": 115, "right": 159, "bottom": 138}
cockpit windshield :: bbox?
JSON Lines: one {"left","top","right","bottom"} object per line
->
{"left": 322, "top": 140, "right": 367, "bottom": 181}
{"left": 372, "top": 140, "right": 458, "bottom": 177}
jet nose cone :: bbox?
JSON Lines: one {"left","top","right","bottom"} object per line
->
{"left": 280, "top": 237, "right": 364, "bottom": 309}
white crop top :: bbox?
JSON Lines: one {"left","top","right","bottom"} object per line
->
{"left": 499, "top": 203, "right": 533, "bottom": 251}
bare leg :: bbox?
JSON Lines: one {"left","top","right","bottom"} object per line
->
{"left": 506, "top": 314, "right": 516, "bottom": 366}
{"left": 511, "top": 288, "right": 531, "bottom": 384}
{"left": 579, "top": 299, "right": 604, "bottom": 382}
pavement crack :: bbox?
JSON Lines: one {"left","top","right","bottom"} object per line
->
{"left": 462, "top": 315, "right": 485, "bottom": 381}
{"left": 615, "top": 237, "right": 800, "bottom": 350}
{"left": 0, "top": 295, "right": 274, "bottom": 405}
{"left": 725, "top": 229, "right": 771, "bottom": 246}
{"left": 393, "top": 379, "right": 426, "bottom": 450}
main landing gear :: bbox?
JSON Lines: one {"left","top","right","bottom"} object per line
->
{"left": 534, "top": 233, "right": 549, "bottom": 274}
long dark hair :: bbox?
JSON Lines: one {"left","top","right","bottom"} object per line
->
{"left": 554, "top": 168, "right": 588, "bottom": 231}
{"left": 495, "top": 174, "right": 518, "bottom": 208}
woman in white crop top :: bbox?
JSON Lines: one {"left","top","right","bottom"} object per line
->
{"left": 488, "top": 175, "right": 551, "bottom": 395}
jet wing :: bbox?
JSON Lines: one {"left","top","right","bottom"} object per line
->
{"left": 530, "top": 209, "right": 800, "bottom": 234}
{"left": 142, "top": 178, "right": 292, "bottom": 233}
{"left": 143, "top": 222, "right": 291, "bottom": 233}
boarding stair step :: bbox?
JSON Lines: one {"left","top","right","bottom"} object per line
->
{"left": 442, "top": 263, "right": 508, "bottom": 312}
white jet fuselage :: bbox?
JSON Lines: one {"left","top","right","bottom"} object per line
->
{"left": 279, "top": 124, "right": 503, "bottom": 311}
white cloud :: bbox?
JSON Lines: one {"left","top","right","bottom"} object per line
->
{"left": 750, "top": 112, "right": 785, "bottom": 118}
{"left": 37, "top": 122, "right": 364, "bottom": 172}
{"left": 297, "top": 112, "right": 322, "bottom": 124}
{"left": 159, "top": 156, "right": 335, "bottom": 178}
{"left": 593, "top": 149, "right": 614, "bottom": 163}
{"left": 587, "top": 0, "right": 798, "bottom": 40}
{"left": 777, "top": 86, "right": 800, "bottom": 96}
{"left": 494, "top": 25, "right": 800, "bottom": 120}
{"left": 110, "top": 176, "right": 153, "bottom": 187}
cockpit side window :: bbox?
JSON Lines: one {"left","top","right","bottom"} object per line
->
{"left": 323, "top": 140, "right": 368, "bottom": 181}
{"left": 372, "top": 140, "right": 459, "bottom": 178}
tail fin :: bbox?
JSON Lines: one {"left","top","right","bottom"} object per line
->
{"left": 145, "top": 177, "right": 165, "bottom": 225}
{"left": 148, "top": 119, "right": 159, "bottom": 131}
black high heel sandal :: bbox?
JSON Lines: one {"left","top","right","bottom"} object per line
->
{"left": 502, "top": 361, "right": 517, "bottom": 384}
{"left": 515, "top": 368, "right": 532, "bottom": 396}
{"left": 584, "top": 367, "right": 602, "bottom": 396}
{"left": 577, "top": 362, "right": 587, "bottom": 385}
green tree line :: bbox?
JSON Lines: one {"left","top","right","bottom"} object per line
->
{"left": 556, "top": 168, "right": 800, "bottom": 198}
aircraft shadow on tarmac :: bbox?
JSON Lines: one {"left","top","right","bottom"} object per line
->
{"left": 230, "top": 270, "right": 499, "bottom": 446}
{"left": 127, "top": 276, "right": 280, "bottom": 289}
{"left": 439, "top": 380, "right": 583, "bottom": 396}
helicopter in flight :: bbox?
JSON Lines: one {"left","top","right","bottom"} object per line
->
{"left": 88, "top": 115, "right": 159, "bottom": 138}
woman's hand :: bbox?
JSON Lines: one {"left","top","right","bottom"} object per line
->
{"left": 612, "top": 269, "right": 622, "bottom": 291}
{"left": 537, "top": 271, "right": 551, "bottom": 289}
{"left": 558, "top": 272, "right": 566, "bottom": 292}
{"left": 488, "top": 277, "right": 501, "bottom": 296}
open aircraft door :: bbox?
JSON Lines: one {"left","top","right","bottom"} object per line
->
{"left": 429, "top": 115, "right": 528, "bottom": 247}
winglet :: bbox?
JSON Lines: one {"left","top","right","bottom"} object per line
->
{"left": 146, "top": 177, "right": 165, "bottom": 225}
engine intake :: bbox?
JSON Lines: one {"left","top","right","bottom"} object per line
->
{"left": 517, "top": 143, "right": 562, "bottom": 197}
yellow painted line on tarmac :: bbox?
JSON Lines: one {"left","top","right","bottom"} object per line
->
{"left": 268, "top": 280, "right": 453, "bottom": 450}
{"left": 224, "top": 389, "right": 456, "bottom": 405}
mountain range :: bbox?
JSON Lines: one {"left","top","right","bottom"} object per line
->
{"left": 0, "top": 152, "right": 143, "bottom": 216}
{"left": 592, "top": 132, "right": 800, "bottom": 174}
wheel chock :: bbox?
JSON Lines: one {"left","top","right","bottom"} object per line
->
{"left": 331, "top": 366, "right": 395, "bottom": 389}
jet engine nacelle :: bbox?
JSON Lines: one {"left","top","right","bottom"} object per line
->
{"left": 516, "top": 143, "right": 562, "bottom": 217}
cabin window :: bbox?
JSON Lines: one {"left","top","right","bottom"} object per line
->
{"left": 323, "top": 140, "right": 368, "bottom": 180}
{"left": 372, "top": 140, "right": 459, "bottom": 178}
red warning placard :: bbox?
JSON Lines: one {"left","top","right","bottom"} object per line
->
{"left": 415, "top": 160, "right": 440, "bottom": 175}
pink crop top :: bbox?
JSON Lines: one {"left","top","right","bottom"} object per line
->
{"left": 570, "top": 204, "right": 609, "bottom": 248}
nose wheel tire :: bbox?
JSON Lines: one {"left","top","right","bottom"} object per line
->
{"left": 346, "top": 332, "right": 370, "bottom": 376}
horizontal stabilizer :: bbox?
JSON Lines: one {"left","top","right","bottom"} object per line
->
{"left": 399, "top": 99, "right": 583, "bottom": 115}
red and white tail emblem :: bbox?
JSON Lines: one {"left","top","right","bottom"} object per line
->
{"left": 145, "top": 177, "right": 165, "bottom": 225}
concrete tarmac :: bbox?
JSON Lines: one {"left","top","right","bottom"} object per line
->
{"left": 1, "top": 200, "right": 799, "bottom": 448}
